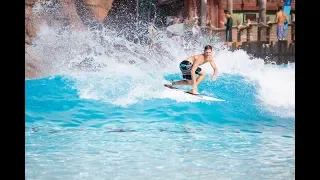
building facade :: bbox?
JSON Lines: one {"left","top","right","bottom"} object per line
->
{"left": 157, "top": 0, "right": 295, "bottom": 28}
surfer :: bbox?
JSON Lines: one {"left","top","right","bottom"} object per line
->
{"left": 165, "top": 45, "right": 218, "bottom": 95}
{"left": 274, "top": 5, "right": 289, "bottom": 40}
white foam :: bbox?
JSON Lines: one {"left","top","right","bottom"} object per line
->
{"left": 212, "top": 49, "right": 295, "bottom": 118}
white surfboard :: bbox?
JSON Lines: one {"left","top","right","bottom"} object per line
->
{"left": 164, "top": 84, "right": 225, "bottom": 102}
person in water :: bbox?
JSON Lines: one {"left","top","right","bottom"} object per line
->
{"left": 165, "top": 45, "right": 218, "bottom": 95}
{"left": 275, "top": 5, "right": 289, "bottom": 40}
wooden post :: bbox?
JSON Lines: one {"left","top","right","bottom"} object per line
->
{"left": 227, "top": 0, "right": 233, "bottom": 14}
{"left": 277, "top": 40, "right": 288, "bottom": 64}
{"left": 258, "top": 26, "right": 261, "bottom": 41}
{"left": 258, "top": 0, "right": 266, "bottom": 24}
{"left": 200, "top": 0, "right": 206, "bottom": 26}
{"left": 237, "top": 28, "right": 241, "bottom": 42}
{"left": 247, "top": 25, "right": 252, "bottom": 42}
{"left": 266, "top": 24, "right": 271, "bottom": 42}
{"left": 218, "top": 2, "right": 225, "bottom": 28}
{"left": 291, "top": 43, "right": 295, "bottom": 62}
{"left": 291, "top": 22, "right": 295, "bottom": 43}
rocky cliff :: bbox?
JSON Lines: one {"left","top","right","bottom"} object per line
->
{"left": 25, "top": 0, "right": 114, "bottom": 79}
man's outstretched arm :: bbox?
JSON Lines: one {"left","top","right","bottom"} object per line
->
{"left": 210, "top": 59, "right": 218, "bottom": 80}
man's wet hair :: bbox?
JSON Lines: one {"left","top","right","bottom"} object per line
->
{"left": 277, "top": 5, "right": 283, "bottom": 11}
{"left": 204, "top": 45, "right": 212, "bottom": 51}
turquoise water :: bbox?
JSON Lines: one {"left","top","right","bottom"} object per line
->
{"left": 26, "top": 68, "right": 294, "bottom": 179}
{"left": 25, "top": 24, "right": 294, "bottom": 179}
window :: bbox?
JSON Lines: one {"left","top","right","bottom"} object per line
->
{"left": 244, "top": 14, "right": 257, "bottom": 22}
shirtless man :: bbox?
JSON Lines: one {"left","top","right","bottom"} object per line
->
{"left": 165, "top": 45, "right": 218, "bottom": 95}
{"left": 275, "top": 5, "right": 289, "bottom": 40}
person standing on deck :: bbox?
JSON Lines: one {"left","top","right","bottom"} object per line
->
{"left": 220, "top": 11, "right": 233, "bottom": 42}
{"left": 274, "top": 5, "right": 289, "bottom": 40}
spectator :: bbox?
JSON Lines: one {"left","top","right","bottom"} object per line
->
{"left": 274, "top": 5, "right": 289, "bottom": 40}
{"left": 220, "top": 10, "right": 233, "bottom": 42}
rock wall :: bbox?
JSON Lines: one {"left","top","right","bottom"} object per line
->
{"left": 25, "top": 0, "right": 114, "bottom": 79}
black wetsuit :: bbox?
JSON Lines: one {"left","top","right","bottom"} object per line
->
{"left": 179, "top": 60, "right": 202, "bottom": 80}
{"left": 225, "top": 17, "right": 233, "bottom": 42}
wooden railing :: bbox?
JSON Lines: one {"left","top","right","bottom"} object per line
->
{"left": 200, "top": 22, "right": 295, "bottom": 65}
{"left": 207, "top": 22, "right": 295, "bottom": 44}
